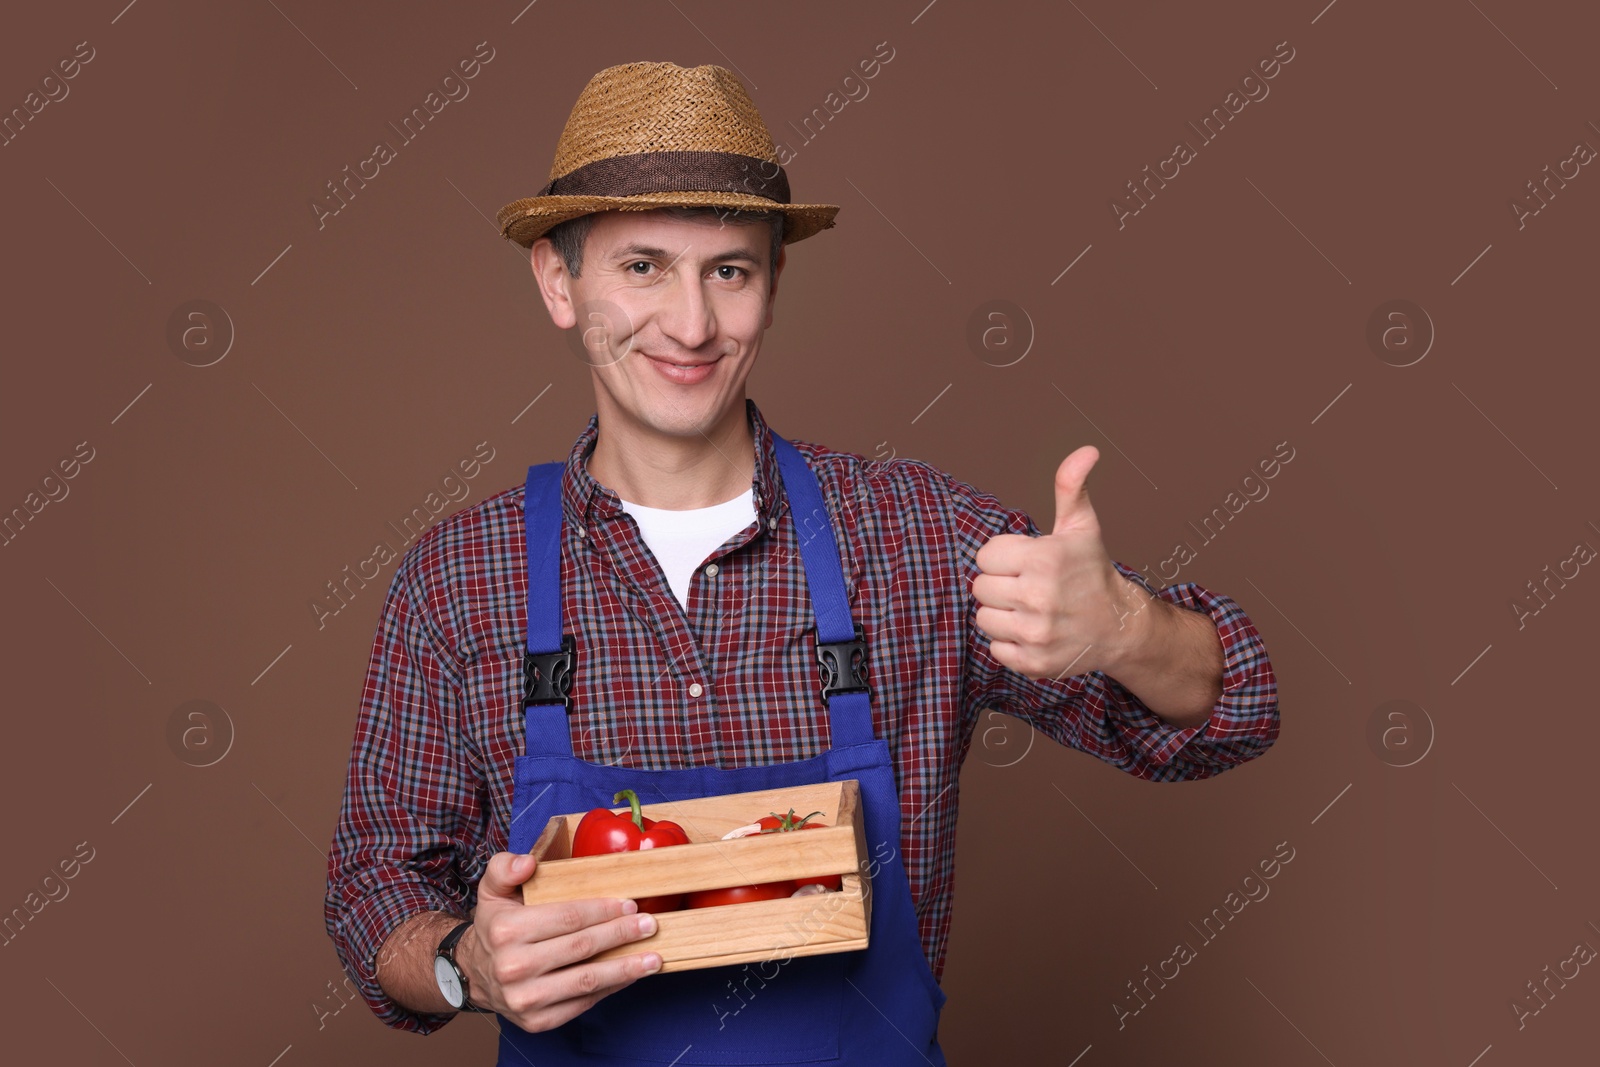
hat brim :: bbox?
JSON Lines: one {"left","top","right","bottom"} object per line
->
{"left": 495, "top": 191, "right": 839, "bottom": 249}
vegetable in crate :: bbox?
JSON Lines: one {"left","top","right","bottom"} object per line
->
{"left": 683, "top": 881, "right": 798, "bottom": 909}
{"left": 686, "top": 808, "right": 843, "bottom": 909}
{"left": 756, "top": 808, "right": 843, "bottom": 891}
{"left": 569, "top": 788, "right": 690, "bottom": 913}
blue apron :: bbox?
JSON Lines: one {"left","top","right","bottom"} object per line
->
{"left": 495, "top": 431, "right": 948, "bottom": 1065}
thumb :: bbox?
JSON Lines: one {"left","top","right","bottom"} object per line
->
{"left": 1051, "top": 446, "right": 1100, "bottom": 536}
{"left": 477, "top": 851, "right": 537, "bottom": 908}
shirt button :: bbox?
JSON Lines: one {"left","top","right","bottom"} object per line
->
{"left": 576, "top": 526, "right": 587, "bottom": 539}
{"left": 688, "top": 682, "right": 704, "bottom": 698}
{"left": 704, "top": 563, "right": 719, "bottom": 577}
{"left": 767, "top": 517, "right": 778, "bottom": 530}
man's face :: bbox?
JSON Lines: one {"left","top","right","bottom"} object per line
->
{"left": 530, "top": 209, "right": 785, "bottom": 441}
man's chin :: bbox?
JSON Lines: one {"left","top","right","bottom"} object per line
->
{"left": 654, "top": 393, "right": 751, "bottom": 434}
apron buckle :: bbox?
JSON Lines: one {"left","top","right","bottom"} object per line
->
{"left": 522, "top": 634, "right": 576, "bottom": 710}
{"left": 815, "top": 623, "right": 869, "bottom": 699}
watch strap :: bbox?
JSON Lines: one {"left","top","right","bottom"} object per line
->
{"left": 437, "top": 919, "right": 491, "bottom": 1012}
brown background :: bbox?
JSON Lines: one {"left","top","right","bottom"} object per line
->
{"left": 2, "top": 1, "right": 1595, "bottom": 1063}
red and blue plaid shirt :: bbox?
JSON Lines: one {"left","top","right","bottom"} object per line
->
{"left": 324, "top": 398, "right": 1279, "bottom": 1034}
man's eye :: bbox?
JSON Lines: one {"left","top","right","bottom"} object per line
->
{"left": 714, "top": 265, "right": 746, "bottom": 281}
{"left": 627, "top": 261, "right": 654, "bottom": 275}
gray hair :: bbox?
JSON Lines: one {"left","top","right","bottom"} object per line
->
{"left": 542, "top": 205, "right": 785, "bottom": 281}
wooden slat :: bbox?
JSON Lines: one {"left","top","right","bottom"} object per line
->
{"left": 588, "top": 876, "right": 870, "bottom": 972}
{"left": 532, "top": 779, "right": 858, "bottom": 856}
{"left": 522, "top": 824, "right": 860, "bottom": 905}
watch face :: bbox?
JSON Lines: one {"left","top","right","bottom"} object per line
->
{"left": 434, "top": 954, "right": 464, "bottom": 1007}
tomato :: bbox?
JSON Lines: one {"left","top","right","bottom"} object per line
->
{"left": 570, "top": 788, "right": 690, "bottom": 913}
{"left": 683, "top": 881, "right": 798, "bottom": 909}
{"left": 756, "top": 809, "right": 842, "bottom": 891}
{"left": 687, "top": 808, "right": 843, "bottom": 909}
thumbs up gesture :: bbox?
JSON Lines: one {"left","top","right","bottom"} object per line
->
{"left": 972, "top": 446, "right": 1148, "bottom": 681}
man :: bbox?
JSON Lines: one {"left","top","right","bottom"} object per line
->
{"left": 324, "top": 61, "right": 1278, "bottom": 1064}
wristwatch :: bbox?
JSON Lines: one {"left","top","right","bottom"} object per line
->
{"left": 433, "top": 919, "right": 490, "bottom": 1012}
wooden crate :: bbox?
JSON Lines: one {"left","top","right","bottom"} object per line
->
{"left": 520, "top": 779, "right": 871, "bottom": 972}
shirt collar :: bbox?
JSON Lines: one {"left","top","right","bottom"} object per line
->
{"left": 560, "top": 397, "right": 787, "bottom": 531}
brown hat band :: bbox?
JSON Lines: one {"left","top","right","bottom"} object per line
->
{"left": 535, "top": 150, "right": 792, "bottom": 204}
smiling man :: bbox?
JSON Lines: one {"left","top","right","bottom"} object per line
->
{"left": 548, "top": 207, "right": 777, "bottom": 512}
{"left": 324, "top": 61, "right": 1279, "bottom": 1065}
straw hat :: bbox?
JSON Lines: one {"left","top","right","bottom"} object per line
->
{"left": 495, "top": 61, "right": 839, "bottom": 249}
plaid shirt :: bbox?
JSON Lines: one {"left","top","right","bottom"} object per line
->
{"left": 324, "top": 398, "right": 1279, "bottom": 1034}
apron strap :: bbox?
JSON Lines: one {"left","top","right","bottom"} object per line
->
{"left": 770, "top": 435, "right": 876, "bottom": 748}
{"left": 518, "top": 434, "right": 877, "bottom": 759}
{"left": 522, "top": 462, "right": 575, "bottom": 758}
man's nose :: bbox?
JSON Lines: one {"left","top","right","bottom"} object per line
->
{"left": 655, "top": 276, "right": 717, "bottom": 351}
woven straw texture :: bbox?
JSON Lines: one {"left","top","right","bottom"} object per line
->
{"left": 496, "top": 61, "right": 839, "bottom": 248}
{"left": 551, "top": 62, "right": 778, "bottom": 174}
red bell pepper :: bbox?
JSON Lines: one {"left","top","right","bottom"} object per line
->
{"left": 570, "top": 788, "right": 690, "bottom": 913}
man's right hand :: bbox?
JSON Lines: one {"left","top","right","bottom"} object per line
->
{"left": 460, "top": 851, "right": 664, "bottom": 1032}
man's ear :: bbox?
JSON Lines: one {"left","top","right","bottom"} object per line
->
{"left": 530, "top": 237, "right": 576, "bottom": 329}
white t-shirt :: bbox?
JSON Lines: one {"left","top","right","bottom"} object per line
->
{"left": 617, "top": 488, "right": 757, "bottom": 610}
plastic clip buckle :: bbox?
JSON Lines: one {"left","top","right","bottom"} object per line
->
{"left": 522, "top": 634, "right": 576, "bottom": 710}
{"left": 816, "top": 623, "right": 869, "bottom": 700}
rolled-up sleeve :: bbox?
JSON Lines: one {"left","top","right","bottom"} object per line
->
{"left": 323, "top": 547, "right": 484, "bottom": 1034}
{"left": 938, "top": 464, "right": 1280, "bottom": 781}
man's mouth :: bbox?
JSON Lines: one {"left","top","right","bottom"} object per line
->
{"left": 644, "top": 353, "right": 722, "bottom": 384}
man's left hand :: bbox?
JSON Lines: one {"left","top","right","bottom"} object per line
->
{"left": 972, "top": 446, "right": 1149, "bottom": 681}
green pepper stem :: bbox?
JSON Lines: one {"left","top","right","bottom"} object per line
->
{"left": 613, "top": 788, "right": 645, "bottom": 831}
